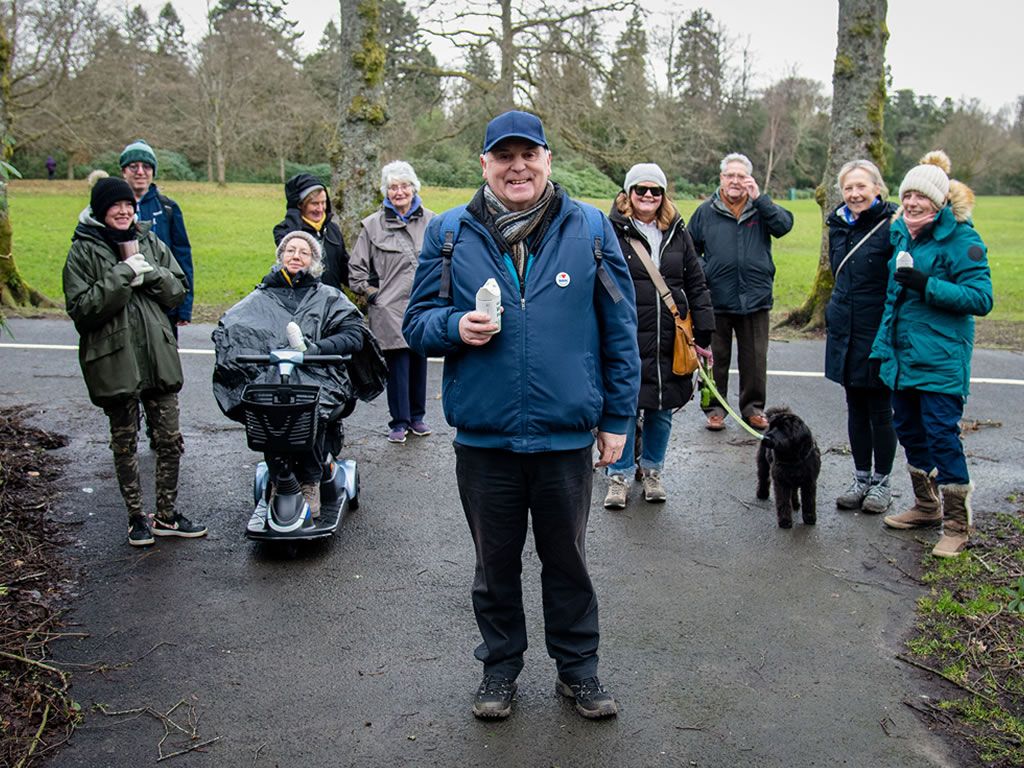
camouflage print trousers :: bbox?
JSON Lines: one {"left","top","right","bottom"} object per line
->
{"left": 103, "top": 392, "right": 184, "bottom": 522}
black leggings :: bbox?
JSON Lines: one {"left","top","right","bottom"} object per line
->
{"left": 844, "top": 386, "right": 897, "bottom": 476}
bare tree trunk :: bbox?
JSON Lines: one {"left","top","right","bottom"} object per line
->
{"left": 780, "top": 0, "right": 888, "bottom": 331}
{"left": 332, "top": 0, "right": 387, "bottom": 246}
{"left": 214, "top": 117, "right": 226, "bottom": 186}
{"left": 0, "top": 18, "right": 57, "bottom": 315}
{"left": 497, "top": 0, "right": 515, "bottom": 110}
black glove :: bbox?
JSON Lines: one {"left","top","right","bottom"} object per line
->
{"left": 894, "top": 267, "right": 929, "bottom": 295}
{"left": 365, "top": 290, "right": 378, "bottom": 306}
{"left": 693, "top": 330, "right": 713, "bottom": 349}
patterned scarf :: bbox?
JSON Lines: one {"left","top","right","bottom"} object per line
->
{"left": 483, "top": 181, "right": 557, "bottom": 278}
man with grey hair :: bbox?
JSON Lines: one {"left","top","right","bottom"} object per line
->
{"left": 688, "top": 153, "right": 794, "bottom": 431}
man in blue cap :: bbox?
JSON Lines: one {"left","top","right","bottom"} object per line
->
{"left": 404, "top": 110, "right": 639, "bottom": 721}
{"left": 120, "top": 139, "right": 194, "bottom": 337}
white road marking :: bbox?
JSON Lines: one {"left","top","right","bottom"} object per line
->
{"left": 3, "top": 342, "right": 1021, "bottom": 385}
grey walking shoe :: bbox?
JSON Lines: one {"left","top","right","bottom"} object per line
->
{"left": 836, "top": 476, "right": 869, "bottom": 510}
{"left": 860, "top": 479, "right": 892, "bottom": 514}
{"left": 556, "top": 676, "right": 618, "bottom": 719}
{"left": 603, "top": 474, "right": 629, "bottom": 510}
{"left": 641, "top": 469, "right": 667, "bottom": 503}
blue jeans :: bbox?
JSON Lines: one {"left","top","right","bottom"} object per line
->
{"left": 607, "top": 408, "right": 674, "bottom": 476}
{"left": 891, "top": 388, "right": 969, "bottom": 485}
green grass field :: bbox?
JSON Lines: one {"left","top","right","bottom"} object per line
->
{"left": 9, "top": 180, "right": 1023, "bottom": 324}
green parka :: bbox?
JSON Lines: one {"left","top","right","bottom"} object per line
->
{"left": 870, "top": 185, "right": 993, "bottom": 400}
{"left": 63, "top": 212, "right": 188, "bottom": 407}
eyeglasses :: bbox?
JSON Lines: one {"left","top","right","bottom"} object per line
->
{"left": 632, "top": 186, "right": 663, "bottom": 199}
{"left": 721, "top": 172, "right": 748, "bottom": 180}
{"left": 124, "top": 162, "right": 153, "bottom": 174}
{"left": 388, "top": 183, "right": 413, "bottom": 192}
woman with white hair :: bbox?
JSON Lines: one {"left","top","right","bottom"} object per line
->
{"left": 350, "top": 160, "right": 436, "bottom": 443}
{"left": 825, "top": 159, "right": 898, "bottom": 515}
{"left": 213, "top": 231, "right": 366, "bottom": 515}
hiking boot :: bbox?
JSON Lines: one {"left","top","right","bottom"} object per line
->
{"left": 472, "top": 675, "right": 517, "bottom": 719}
{"left": 883, "top": 465, "right": 941, "bottom": 529}
{"left": 641, "top": 469, "right": 667, "bottom": 503}
{"left": 409, "top": 421, "right": 432, "bottom": 436}
{"left": 836, "top": 476, "right": 869, "bottom": 510}
{"left": 604, "top": 474, "right": 629, "bottom": 510}
{"left": 861, "top": 479, "right": 892, "bottom": 514}
{"left": 932, "top": 482, "right": 974, "bottom": 558}
{"left": 705, "top": 414, "right": 725, "bottom": 431}
{"left": 556, "top": 676, "right": 618, "bottom": 719}
{"left": 151, "top": 513, "right": 208, "bottom": 538}
{"left": 128, "top": 515, "right": 154, "bottom": 547}
{"left": 387, "top": 427, "right": 408, "bottom": 444}
{"left": 300, "top": 481, "right": 321, "bottom": 519}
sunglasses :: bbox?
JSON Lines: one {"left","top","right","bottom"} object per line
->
{"left": 632, "top": 185, "right": 664, "bottom": 198}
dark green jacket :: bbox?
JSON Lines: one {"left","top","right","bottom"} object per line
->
{"left": 870, "top": 202, "right": 993, "bottom": 400}
{"left": 687, "top": 191, "right": 794, "bottom": 314}
{"left": 62, "top": 213, "right": 188, "bottom": 407}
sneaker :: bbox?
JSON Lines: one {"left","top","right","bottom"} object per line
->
{"left": 151, "top": 513, "right": 208, "bottom": 538}
{"left": 641, "top": 469, "right": 667, "bottom": 503}
{"left": 472, "top": 675, "right": 517, "bottom": 719}
{"left": 861, "top": 481, "right": 892, "bottom": 514}
{"left": 556, "top": 676, "right": 618, "bottom": 719}
{"left": 300, "top": 481, "right": 321, "bottom": 519}
{"left": 128, "top": 515, "right": 155, "bottom": 547}
{"left": 604, "top": 474, "right": 629, "bottom": 510}
{"left": 387, "top": 427, "right": 408, "bottom": 444}
{"left": 836, "top": 477, "right": 869, "bottom": 510}
{"left": 705, "top": 414, "right": 726, "bottom": 431}
{"left": 409, "top": 421, "right": 432, "bottom": 437}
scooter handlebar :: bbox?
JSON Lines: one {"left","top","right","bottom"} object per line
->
{"left": 234, "top": 353, "right": 349, "bottom": 365}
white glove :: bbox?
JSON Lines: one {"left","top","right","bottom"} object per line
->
{"left": 286, "top": 321, "right": 307, "bottom": 351}
{"left": 124, "top": 253, "right": 153, "bottom": 287}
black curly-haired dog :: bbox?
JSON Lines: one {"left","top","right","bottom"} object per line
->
{"left": 755, "top": 406, "right": 821, "bottom": 528}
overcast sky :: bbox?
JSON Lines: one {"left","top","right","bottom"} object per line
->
{"left": 125, "top": 0, "right": 1020, "bottom": 114}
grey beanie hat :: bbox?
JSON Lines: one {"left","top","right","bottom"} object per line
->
{"left": 276, "top": 230, "right": 324, "bottom": 278}
{"left": 899, "top": 151, "right": 952, "bottom": 209}
{"left": 624, "top": 163, "right": 668, "bottom": 192}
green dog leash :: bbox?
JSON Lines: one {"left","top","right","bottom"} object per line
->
{"left": 697, "top": 361, "right": 765, "bottom": 441}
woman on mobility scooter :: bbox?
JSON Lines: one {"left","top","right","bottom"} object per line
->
{"left": 213, "top": 231, "right": 382, "bottom": 538}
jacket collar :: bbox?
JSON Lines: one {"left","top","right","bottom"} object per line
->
{"left": 892, "top": 204, "right": 959, "bottom": 244}
{"left": 709, "top": 190, "right": 756, "bottom": 223}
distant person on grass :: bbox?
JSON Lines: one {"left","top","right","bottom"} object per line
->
{"left": 62, "top": 177, "right": 207, "bottom": 547}
{"left": 825, "top": 159, "right": 899, "bottom": 515}
{"left": 687, "top": 152, "right": 793, "bottom": 432}
{"left": 274, "top": 173, "right": 350, "bottom": 290}
{"left": 349, "top": 161, "right": 436, "bottom": 444}
{"left": 872, "top": 151, "right": 993, "bottom": 558}
{"left": 404, "top": 110, "right": 639, "bottom": 721}
{"left": 120, "top": 140, "right": 194, "bottom": 336}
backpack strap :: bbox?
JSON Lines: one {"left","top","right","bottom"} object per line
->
{"left": 157, "top": 193, "right": 175, "bottom": 220}
{"left": 437, "top": 213, "right": 461, "bottom": 301}
{"left": 580, "top": 203, "right": 624, "bottom": 304}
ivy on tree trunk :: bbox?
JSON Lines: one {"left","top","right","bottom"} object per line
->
{"left": 780, "top": 0, "right": 888, "bottom": 332}
{"left": 331, "top": 0, "right": 388, "bottom": 247}
{"left": 0, "top": 19, "right": 58, "bottom": 315}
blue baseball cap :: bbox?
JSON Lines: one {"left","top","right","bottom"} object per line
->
{"left": 482, "top": 111, "right": 548, "bottom": 153}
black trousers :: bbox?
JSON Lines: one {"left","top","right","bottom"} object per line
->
{"left": 703, "top": 309, "right": 770, "bottom": 420}
{"left": 844, "top": 385, "right": 897, "bottom": 476}
{"left": 454, "top": 444, "right": 599, "bottom": 682}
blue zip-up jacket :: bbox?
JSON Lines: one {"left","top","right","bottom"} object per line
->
{"left": 402, "top": 186, "right": 640, "bottom": 452}
{"left": 137, "top": 184, "right": 193, "bottom": 322}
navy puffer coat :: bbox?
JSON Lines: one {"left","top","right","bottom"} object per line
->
{"left": 824, "top": 200, "right": 897, "bottom": 388}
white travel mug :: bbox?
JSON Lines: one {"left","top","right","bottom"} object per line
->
{"left": 896, "top": 251, "right": 913, "bottom": 271}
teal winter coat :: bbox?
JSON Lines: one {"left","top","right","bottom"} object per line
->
{"left": 870, "top": 191, "right": 993, "bottom": 400}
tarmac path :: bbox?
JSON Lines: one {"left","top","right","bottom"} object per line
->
{"left": 2, "top": 317, "right": 1021, "bottom": 768}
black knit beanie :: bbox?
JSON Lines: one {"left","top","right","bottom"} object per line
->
{"left": 90, "top": 177, "right": 137, "bottom": 222}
